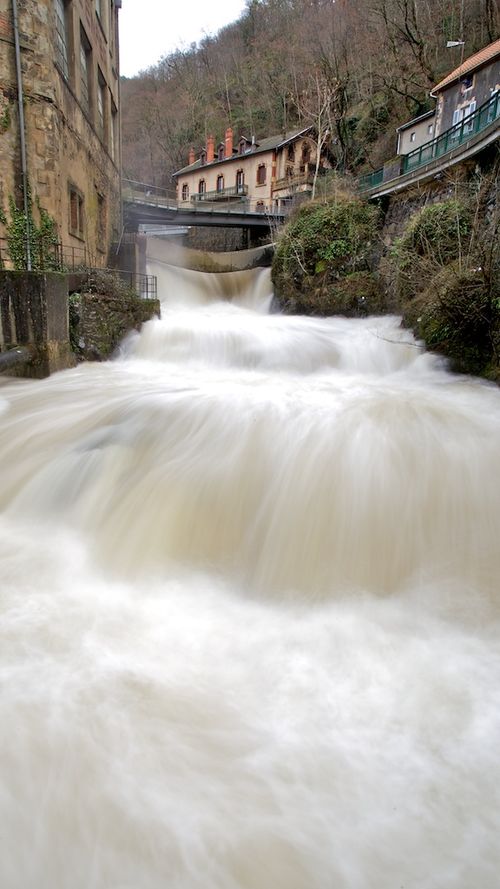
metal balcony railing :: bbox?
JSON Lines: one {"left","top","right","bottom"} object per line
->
{"left": 273, "top": 169, "right": 316, "bottom": 191}
{"left": 191, "top": 184, "right": 249, "bottom": 202}
{"left": 358, "top": 92, "right": 500, "bottom": 192}
{"left": 403, "top": 91, "right": 500, "bottom": 172}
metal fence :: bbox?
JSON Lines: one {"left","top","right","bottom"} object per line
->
{"left": 403, "top": 91, "right": 500, "bottom": 173}
{"left": 0, "top": 239, "right": 157, "bottom": 300}
{"left": 358, "top": 92, "right": 500, "bottom": 192}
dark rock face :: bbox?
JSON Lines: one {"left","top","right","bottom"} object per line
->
{"left": 69, "top": 292, "right": 161, "bottom": 361}
{"left": 0, "top": 271, "right": 74, "bottom": 377}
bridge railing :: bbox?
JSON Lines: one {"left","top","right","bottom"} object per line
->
{"left": 122, "top": 178, "right": 177, "bottom": 206}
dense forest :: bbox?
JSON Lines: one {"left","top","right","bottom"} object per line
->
{"left": 121, "top": 0, "right": 499, "bottom": 188}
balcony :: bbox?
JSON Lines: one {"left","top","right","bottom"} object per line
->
{"left": 273, "top": 168, "right": 316, "bottom": 193}
{"left": 191, "top": 185, "right": 249, "bottom": 203}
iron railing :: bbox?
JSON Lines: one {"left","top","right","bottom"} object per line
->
{"left": 0, "top": 239, "right": 157, "bottom": 300}
{"left": 403, "top": 91, "right": 500, "bottom": 172}
{"left": 357, "top": 168, "right": 385, "bottom": 192}
{"left": 0, "top": 238, "right": 88, "bottom": 271}
{"left": 191, "top": 184, "right": 249, "bottom": 202}
{"left": 358, "top": 92, "right": 500, "bottom": 192}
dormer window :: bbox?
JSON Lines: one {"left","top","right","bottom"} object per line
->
{"left": 218, "top": 143, "right": 225, "bottom": 161}
{"left": 239, "top": 139, "right": 246, "bottom": 155}
{"left": 462, "top": 74, "right": 474, "bottom": 92}
{"left": 200, "top": 149, "right": 207, "bottom": 166}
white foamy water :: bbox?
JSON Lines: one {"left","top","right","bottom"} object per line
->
{"left": 1, "top": 255, "right": 500, "bottom": 889}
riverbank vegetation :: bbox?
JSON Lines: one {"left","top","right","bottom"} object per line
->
{"left": 272, "top": 162, "right": 500, "bottom": 381}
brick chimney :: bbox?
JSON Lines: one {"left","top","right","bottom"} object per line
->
{"left": 206, "top": 134, "right": 215, "bottom": 164}
{"left": 225, "top": 127, "right": 234, "bottom": 159}
{"left": 188, "top": 146, "right": 195, "bottom": 165}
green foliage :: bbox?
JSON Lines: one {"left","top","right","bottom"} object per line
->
{"left": 391, "top": 200, "right": 472, "bottom": 302}
{"left": 0, "top": 102, "right": 11, "bottom": 134}
{"left": 272, "top": 194, "right": 384, "bottom": 315}
{"left": 393, "top": 185, "right": 500, "bottom": 379}
{"left": 0, "top": 184, "right": 60, "bottom": 271}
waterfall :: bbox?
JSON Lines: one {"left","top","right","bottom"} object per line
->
{"left": 0, "top": 248, "right": 499, "bottom": 889}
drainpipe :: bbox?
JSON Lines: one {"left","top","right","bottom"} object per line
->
{"left": 11, "top": 0, "right": 32, "bottom": 270}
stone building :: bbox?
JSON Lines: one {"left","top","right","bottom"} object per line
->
{"left": 0, "top": 0, "right": 122, "bottom": 268}
{"left": 173, "top": 127, "right": 330, "bottom": 215}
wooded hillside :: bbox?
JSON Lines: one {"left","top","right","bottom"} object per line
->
{"left": 121, "top": 0, "right": 499, "bottom": 187}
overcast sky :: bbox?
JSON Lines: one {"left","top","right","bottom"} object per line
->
{"left": 119, "top": 0, "right": 248, "bottom": 77}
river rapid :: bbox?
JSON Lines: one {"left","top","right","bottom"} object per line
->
{"left": 1, "top": 255, "right": 500, "bottom": 888}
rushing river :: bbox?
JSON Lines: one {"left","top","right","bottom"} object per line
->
{"left": 1, "top": 255, "right": 500, "bottom": 889}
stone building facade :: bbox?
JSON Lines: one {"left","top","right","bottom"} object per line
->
{"left": 0, "top": 0, "right": 122, "bottom": 268}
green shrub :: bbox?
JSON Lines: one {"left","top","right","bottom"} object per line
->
{"left": 272, "top": 196, "right": 381, "bottom": 314}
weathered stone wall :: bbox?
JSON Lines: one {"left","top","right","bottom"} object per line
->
{"left": 0, "top": 0, "right": 121, "bottom": 266}
{"left": 0, "top": 270, "right": 74, "bottom": 377}
{"left": 186, "top": 226, "right": 249, "bottom": 252}
{"left": 70, "top": 292, "right": 161, "bottom": 361}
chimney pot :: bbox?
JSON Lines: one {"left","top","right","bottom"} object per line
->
{"left": 206, "top": 135, "right": 215, "bottom": 164}
{"left": 225, "top": 127, "right": 234, "bottom": 159}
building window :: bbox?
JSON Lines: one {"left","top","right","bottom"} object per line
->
{"left": 256, "top": 201, "right": 265, "bottom": 213}
{"left": 218, "top": 143, "right": 224, "bottom": 160}
{"left": 97, "top": 69, "right": 106, "bottom": 141}
{"left": 181, "top": 183, "right": 189, "bottom": 201}
{"left": 236, "top": 170, "right": 244, "bottom": 193}
{"left": 110, "top": 100, "right": 118, "bottom": 162}
{"left": 287, "top": 144, "right": 295, "bottom": 161}
{"left": 198, "top": 179, "right": 206, "bottom": 195}
{"left": 461, "top": 74, "right": 474, "bottom": 92}
{"left": 69, "top": 186, "right": 84, "bottom": 238}
{"left": 54, "top": 0, "right": 70, "bottom": 80}
{"left": 410, "top": 132, "right": 416, "bottom": 142}
{"left": 239, "top": 139, "right": 246, "bottom": 155}
{"left": 200, "top": 149, "right": 206, "bottom": 166}
{"left": 256, "top": 164, "right": 266, "bottom": 185}
{"left": 80, "top": 27, "right": 92, "bottom": 116}
{"left": 216, "top": 175, "right": 224, "bottom": 192}
{"left": 97, "top": 192, "right": 106, "bottom": 250}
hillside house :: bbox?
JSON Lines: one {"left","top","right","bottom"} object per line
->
{"left": 396, "top": 110, "right": 436, "bottom": 156}
{"left": 431, "top": 38, "right": 500, "bottom": 136}
{"left": 395, "top": 38, "right": 500, "bottom": 160}
{"left": 173, "top": 127, "right": 330, "bottom": 214}
{"left": 0, "top": 0, "right": 122, "bottom": 268}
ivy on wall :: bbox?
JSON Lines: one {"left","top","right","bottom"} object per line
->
{"left": 0, "top": 183, "right": 60, "bottom": 271}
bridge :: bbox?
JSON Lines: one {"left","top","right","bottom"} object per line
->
{"left": 122, "top": 180, "right": 286, "bottom": 231}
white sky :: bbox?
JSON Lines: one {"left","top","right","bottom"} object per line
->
{"left": 119, "top": 0, "right": 248, "bottom": 77}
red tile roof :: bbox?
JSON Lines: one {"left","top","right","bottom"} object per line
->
{"left": 431, "top": 38, "right": 500, "bottom": 96}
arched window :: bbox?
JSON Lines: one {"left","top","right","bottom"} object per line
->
{"left": 181, "top": 183, "right": 189, "bottom": 201}
{"left": 198, "top": 179, "right": 206, "bottom": 195}
{"left": 216, "top": 175, "right": 224, "bottom": 192}
{"left": 236, "top": 169, "right": 245, "bottom": 193}
{"left": 287, "top": 144, "right": 295, "bottom": 161}
{"left": 218, "top": 143, "right": 225, "bottom": 160}
{"left": 256, "top": 164, "right": 266, "bottom": 185}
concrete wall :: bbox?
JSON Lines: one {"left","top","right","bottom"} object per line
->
{"left": 0, "top": 0, "right": 121, "bottom": 267}
{"left": 0, "top": 271, "right": 74, "bottom": 377}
